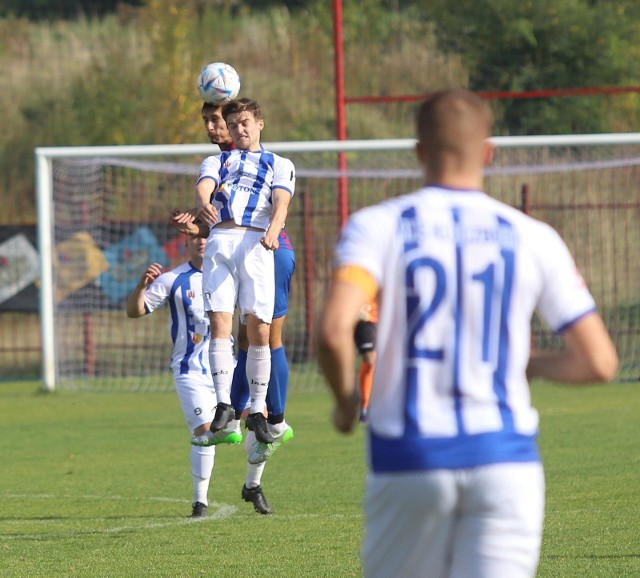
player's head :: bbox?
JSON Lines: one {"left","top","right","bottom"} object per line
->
{"left": 415, "top": 89, "right": 494, "bottom": 184}
{"left": 201, "top": 101, "right": 233, "bottom": 150}
{"left": 222, "top": 98, "right": 264, "bottom": 151}
{"left": 185, "top": 234, "right": 206, "bottom": 268}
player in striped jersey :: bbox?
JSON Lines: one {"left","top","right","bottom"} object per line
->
{"left": 201, "top": 99, "right": 295, "bottom": 465}
{"left": 179, "top": 98, "right": 296, "bottom": 451}
{"left": 318, "top": 89, "right": 618, "bottom": 578}
{"left": 126, "top": 235, "right": 232, "bottom": 518}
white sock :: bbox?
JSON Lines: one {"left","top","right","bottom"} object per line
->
{"left": 209, "top": 338, "right": 234, "bottom": 405}
{"left": 268, "top": 420, "right": 287, "bottom": 436}
{"left": 247, "top": 345, "right": 270, "bottom": 414}
{"left": 244, "top": 430, "right": 266, "bottom": 488}
{"left": 191, "top": 445, "right": 215, "bottom": 504}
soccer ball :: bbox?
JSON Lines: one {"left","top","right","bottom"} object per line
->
{"left": 197, "top": 62, "right": 241, "bottom": 105}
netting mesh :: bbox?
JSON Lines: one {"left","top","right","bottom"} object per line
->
{"left": 16, "top": 141, "right": 640, "bottom": 388}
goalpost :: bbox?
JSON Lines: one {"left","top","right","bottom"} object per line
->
{"left": 35, "top": 135, "right": 640, "bottom": 391}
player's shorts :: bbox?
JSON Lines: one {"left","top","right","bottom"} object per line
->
{"left": 274, "top": 232, "right": 295, "bottom": 319}
{"left": 354, "top": 320, "right": 376, "bottom": 354}
{"left": 203, "top": 228, "right": 275, "bottom": 324}
{"left": 174, "top": 373, "right": 217, "bottom": 431}
{"left": 362, "top": 462, "right": 545, "bottom": 578}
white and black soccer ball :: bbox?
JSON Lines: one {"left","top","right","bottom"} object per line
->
{"left": 197, "top": 62, "right": 241, "bottom": 105}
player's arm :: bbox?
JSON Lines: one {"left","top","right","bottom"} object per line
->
{"left": 318, "top": 265, "right": 378, "bottom": 434}
{"left": 261, "top": 187, "right": 291, "bottom": 251}
{"left": 168, "top": 208, "right": 209, "bottom": 238}
{"left": 527, "top": 312, "right": 618, "bottom": 383}
{"left": 126, "top": 263, "right": 164, "bottom": 318}
{"left": 194, "top": 178, "right": 219, "bottom": 226}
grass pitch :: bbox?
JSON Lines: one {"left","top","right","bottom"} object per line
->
{"left": 0, "top": 379, "right": 638, "bottom": 577}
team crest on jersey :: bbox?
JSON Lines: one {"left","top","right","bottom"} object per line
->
{"left": 187, "top": 290, "right": 195, "bottom": 299}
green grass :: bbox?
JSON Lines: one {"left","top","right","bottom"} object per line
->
{"left": 1, "top": 380, "right": 639, "bottom": 577}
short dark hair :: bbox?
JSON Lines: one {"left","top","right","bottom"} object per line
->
{"left": 201, "top": 101, "right": 221, "bottom": 114}
{"left": 222, "top": 98, "right": 263, "bottom": 122}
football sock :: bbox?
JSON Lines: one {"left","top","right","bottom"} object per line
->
{"left": 266, "top": 346, "right": 289, "bottom": 417}
{"left": 230, "top": 349, "right": 249, "bottom": 412}
{"left": 247, "top": 345, "right": 270, "bottom": 414}
{"left": 209, "top": 338, "right": 234, "bottom": 405}
{"left": 268, "top": 420, "right": 287, "bottom": 437}
{"left": 191, "top": 445, "right": 215, "bottom": 505}
{"left": 244, "top": 430, "right": 266, "bottom": 488}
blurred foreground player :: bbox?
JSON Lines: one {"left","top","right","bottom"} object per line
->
{"left": 318, "top": 88, "right": 618, "bottom": 578}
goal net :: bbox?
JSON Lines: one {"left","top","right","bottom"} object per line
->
{"left": 34, "top": 136, "right": 640, "bottom": 390}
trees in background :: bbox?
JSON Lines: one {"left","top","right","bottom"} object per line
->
{"left": 0, "top": 0, "right": 144, "bottom": 20}
{"left": 423, "top": 0, "right": 640, "bottom": 134}
{"left": 2, "top": 0, "right": 640, "bottom": 215}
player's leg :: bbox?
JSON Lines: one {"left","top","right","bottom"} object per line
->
{"left": 247, "top": 242, "right": 295, "bottom": 463}
{"left": 230, "top": 322, "right": 250, "bottom": 421}
{"left": 248, "top": 316, "right": 294, "bottom": 464}
{"left": 202, "top": 231, "right": 238, "bottom": 430}
{"left": 355, "top": 320, "right": 377, "bottom": 422}
{"left": 266, "top": 243, "right": 294, "bottom": 425}
{"left": 449, "top": 463, "right": 545, "bottom": 578}
{"left": 362, "top": 470, "right": 458, "bottom": 578}
{"left": 207, "top": 311, "right": 236, "bottom": 429}
{"left": 237, "top": 231, "right": 275, "bottom": 443}
{"left": 358, "top": 352, "right": 375, "bottom": 422}
{"left": 241, "top": 429, "right": 272, "bottom": 515}
{"left": 174, "top": 374, "right": 217, "bottom": 518}
{"left": 244, "top": 313, "right": 273, "bottom": 442}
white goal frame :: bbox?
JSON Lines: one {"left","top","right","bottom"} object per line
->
{"left": 35, "top": 133, "right": 640, "bottom": 391}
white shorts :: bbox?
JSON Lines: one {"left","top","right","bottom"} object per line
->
{"left": 174, "top": 373, "right": 217, "bottom": 432}
{"left": 203, "top": 228, "right": 275, "bottom": 324}
{"left": 363, "top": 462, "right": 545, "bottom": 578}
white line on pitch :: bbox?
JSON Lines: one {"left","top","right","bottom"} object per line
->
{"left": 0, "top": 496, "right": 237, "bottom": 540}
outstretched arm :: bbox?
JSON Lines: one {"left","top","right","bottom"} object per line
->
{"left": 168, "top": 208, "right": 209, "bottom": 238}
{"left": 126, "top": 263, "right": 163, "bottom": 318}
{"left": 527, "top": 312, "right": 618, "bottom": 383}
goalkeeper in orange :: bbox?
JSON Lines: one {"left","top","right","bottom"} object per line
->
{"left": 354, "top": 299, "right": 378, "bottom": 422}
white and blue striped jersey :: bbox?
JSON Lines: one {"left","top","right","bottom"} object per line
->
{"left": 143, "top": 262, "right": 210, "bottom": 378}
{"left": 335, "top": 185, "right": 596, "bottom": 473}
{"left": 197, "top": 148, "right": 296, "bottom": 230}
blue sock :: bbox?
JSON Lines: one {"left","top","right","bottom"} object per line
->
{"left": 230, "top": 349, "right": 250, "bottom": 414}
{"left": 266, "top": 346, "right": 289, "bottom": 420}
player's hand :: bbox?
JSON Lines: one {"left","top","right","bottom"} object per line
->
{"left": 168, "top": 208, "right": 197, "bottom": 235}
{"left": 332, "top": 394, "right": 359, "bottom": 434}
{"left": 169, "top": 207, "right": 196, "bottom": 223}
{"left": 260, "top": 229, "right": 280, "bottom": 251}
{"left": 196, "top": 204, "right": 219, "bottom": 227}
{"left": 140, "top": 263, "right": 163, "bottom": 287}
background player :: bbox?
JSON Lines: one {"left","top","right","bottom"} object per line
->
{"left": 202, "top": 100, "right": 234, "bottom": 152}
{"left": 318, "top": 89, "right": 618, "bottom": 578}
{"left": 126, "top": 235, "right": 226, "bottom": 518}
{"left": 354, "top": 300, "right": 377, "bottom": 423}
